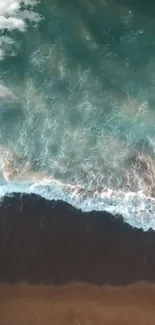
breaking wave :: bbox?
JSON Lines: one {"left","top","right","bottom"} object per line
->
{"left": 0, "top": 172, "right": 155, "bottom": 231}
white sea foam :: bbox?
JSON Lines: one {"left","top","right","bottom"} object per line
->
{"left": 0, "top": 177, "right": 155, "bottom": 231}
{"left": 0, "top": 0, "right": 42, "bottom": 59}
{"left": 0, "top": 84, "right": 17, "bottom": 101}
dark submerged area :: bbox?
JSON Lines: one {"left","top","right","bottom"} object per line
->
{"left": 0, "top": 194, "right": 155, "bottom": 286}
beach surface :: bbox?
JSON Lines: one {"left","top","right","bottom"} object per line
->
{"left": 0, "top": 194, "right": 155, "bottom": 324}
{"left": 0, "top": 283, "right": 155, "bottom": 325}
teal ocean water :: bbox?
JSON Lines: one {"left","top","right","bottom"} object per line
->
{"left": 0, "top": 0, "right": 155, "bottom": 230}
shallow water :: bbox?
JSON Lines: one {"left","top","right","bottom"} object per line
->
{"left": 0, "top": 0, "right": 155, "bottom": 230}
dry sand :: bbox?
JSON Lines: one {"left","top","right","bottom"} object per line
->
{"left": 1, "top": 283, "right": 155, "bottom": 325}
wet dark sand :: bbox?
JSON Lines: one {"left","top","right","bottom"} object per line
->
{"left": 0, "top": 194, "right": 155, "bottom": 324}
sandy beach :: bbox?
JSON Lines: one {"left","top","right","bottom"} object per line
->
{"left": 0, "top": 194, "right": 155, "bottom": 324}
{"left": 0, "top": 283, "right": 155, "bottom": 325}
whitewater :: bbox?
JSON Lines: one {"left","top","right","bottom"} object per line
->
{"left": 0, "top": 0, "right": 155, "bottom": 231}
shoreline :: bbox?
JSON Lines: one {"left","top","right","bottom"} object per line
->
{"left": 0, "top": 193, "right": 155, "bottom": 285}
{"left": 0, "top": 193, "right": 155, "bottom": 324}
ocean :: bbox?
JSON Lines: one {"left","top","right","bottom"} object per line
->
{"left": 0, "top": 0, "right": 155, "bottom": 230}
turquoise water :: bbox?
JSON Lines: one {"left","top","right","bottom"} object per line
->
{"left": 0, "top": 0, "right": 155, "bottom": 230}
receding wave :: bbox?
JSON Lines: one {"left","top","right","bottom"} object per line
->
{"left": 0, "top": 174, "right": 155, "bottom": 231}
{"left": 0, "top": 144, "right": 155, "bottom": 231}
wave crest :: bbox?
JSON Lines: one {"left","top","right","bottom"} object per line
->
{"left": 0, "top": 145, "right": 155, "bottom": 231}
